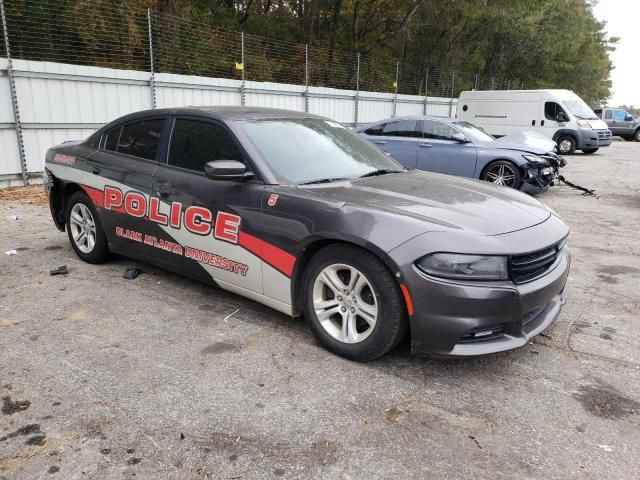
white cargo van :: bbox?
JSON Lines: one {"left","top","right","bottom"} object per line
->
{"left": 457, "top": 89, "right": 611, "bottom": 154}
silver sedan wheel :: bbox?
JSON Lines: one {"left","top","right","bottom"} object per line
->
{"left": 69, "top": 203, "right": 96, "bottom": 254}
{"left": 312, "top": 263, "right": 378, "bottom": 344}
{"left": 485, "top": 163, "right": 517, "bottom": 187}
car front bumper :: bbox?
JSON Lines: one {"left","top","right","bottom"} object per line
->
{"left": 390, "top": 216, "right": 570, "bottom": 357}
{"left": 576, "top": 128, "right": 612, "bottom": 149}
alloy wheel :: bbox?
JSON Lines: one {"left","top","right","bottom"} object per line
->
{"left": 69, "top": 203, "right": 97, "bottom": 254}
{"left": 485, "top": 163, "right": 517, "bottom": 187}
{"left": 312, "top": 264, "right": 378, "bottom": 344}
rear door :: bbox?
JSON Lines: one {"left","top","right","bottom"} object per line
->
{"left": 150, "top": 116, "right": 264, "bottom": 292}
{"left": 86, "top": 117, "right": 168, "bottom": 256}
{"left": 360, "top": 120, "right": 420, "bottom": 168}
{"left": 417, "top": 119, "right": 477, "bottom": 177}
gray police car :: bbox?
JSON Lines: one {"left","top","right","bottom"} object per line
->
{"left": 44, "top": 107, "right": 570, "bottom": 361}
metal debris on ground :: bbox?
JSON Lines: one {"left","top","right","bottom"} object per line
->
{"left": 224, "top": 308, "right": 240, "bottom": 322}
{"left": 49, "top": 265, "right": 69, "bottom": 276}
{"left": 4, "top": 250, "right": 18, "bottom": 255}
{"left": 5, "top": 214, "right": 21, "bottom": 220}
{"left": 123, "top": 267, "right": 143, "bottom": 280}
{"left": 557, "top": 175, "right": 596, "bottom": 196}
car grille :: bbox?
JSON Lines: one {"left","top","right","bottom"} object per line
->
{"left": 510, "top": 241, "right": 564, "bottom": 284}
{"left": 597, "top": 130, "right": 611, "bottom": 140}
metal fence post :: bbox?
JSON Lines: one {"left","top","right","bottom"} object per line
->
{"left": 304, "top": 44, "right": 309, "bottom": 113}
{"left": 1, "top": 0, "right": 27, "bottom": 186}
{"left": 146, "top": 8, "right": 156, "bottom": 109}
{"left": 423, "top": 69, "right": 429, "bottom": 115}
{"left": 392, "top": 61, "right": 399, "bottom": 117}
{"left": 240, "top": 31, "right": 246, "bottom": 106}
{"left": 474, "top": 73, "right": 479, "bottom": 90}
{"left": 448, "top": 71, "right": 455, "bottom": 117}
{"left": 354, "top": 52, "right": 360, "bottom": 125}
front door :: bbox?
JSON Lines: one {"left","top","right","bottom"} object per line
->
{"left": 611, "top": 109, "right": 634, "bottom": 136}
{"left": 417, "top": 120, "right": 477, "bottom": 177}
{"left": 150, "top": 117, "right": 264, "bottom": 293}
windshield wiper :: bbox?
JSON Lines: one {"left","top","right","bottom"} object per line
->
{"left": 358, "top": 168, "right": 404, "bottom": 178}
{"left": 299, "top": 177, "right": 349, "bottom": 185}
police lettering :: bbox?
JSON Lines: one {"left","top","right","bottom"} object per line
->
{"left": 103, "top": 186, "right": 241, "bottom": 244}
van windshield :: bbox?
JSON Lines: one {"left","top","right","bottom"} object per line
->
{"left": 563, "top": 99, "right": 599, "bottom": 120}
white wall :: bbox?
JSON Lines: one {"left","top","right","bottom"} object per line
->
{"left": 0, "top": 58, "right": 457, "bottom": 184}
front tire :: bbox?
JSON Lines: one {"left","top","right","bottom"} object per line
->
{"left": 556, "top": 136, "right": 576, "bottom": 155}
{"left": 582, "top": 148, "right": 598, "bottom": 154}
{"left": 635, "top": 129, "right": 640, "bottom": 142}
{"left": 481, "top": 160, "right": 522, "bottom": 189}
{"left": 302, "top": 244, "right": 408, "bottom": 361}
{"left": 66, "top": 190, "right": 109, "bottom": 264}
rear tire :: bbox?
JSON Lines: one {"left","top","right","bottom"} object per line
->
{"left": 582, "top": 148, "right": 598, "bottom": 154}
{"left": 302, "top": 244, "right": 408, "bottom": 361}
{"left": 556, "top": 136, "right": 576, "bottom": 155}
{"left": 66, "top": 190, "right": 110, "bottom": 264}
{"left": 481, "top": 160, "right": 522, "bottom": 189}
{"left": 635, "top": 129, "right": 640, "bottom": 142}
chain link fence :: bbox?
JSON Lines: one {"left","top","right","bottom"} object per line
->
{"left": 1, "top": 0, "right": 520, "bottom": 97}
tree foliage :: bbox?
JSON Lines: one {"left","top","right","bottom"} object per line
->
{"left": 3, "top": 0, "right": 616, "bottom": 102}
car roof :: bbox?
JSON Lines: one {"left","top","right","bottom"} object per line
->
{"left": 355, "top": 115, "right": 458, "bottom": 131}
{"left": 107, "top": 106, "right": 324, "bottom": 126}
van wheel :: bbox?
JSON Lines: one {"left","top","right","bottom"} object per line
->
{"left": 302, "top": 244, "right": 408, "bottom": 361}
{"left": 556, "top": 136, "right": 576, "bottom": 155}
{"left": 481, "top": 160, "right": 521, "bottom": 188}
{"left": 66, "top": 190, "right": 110, "bottom": 264}
{"left": 582, "top": 148, "right": 598, "bottom": 154}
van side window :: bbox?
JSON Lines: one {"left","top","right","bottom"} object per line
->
{"left": 604, "top": 110, "right": 612, "bottom": 119}
{"left": 117, "top": 120, "right": 165, "bottom": 161}
{"left": 381, "top": 120, "right": 419, "bottom": 137}
{"left": 169, "top": 119, "right": 244, "bottom": 172}
{"left": 544, "top": 102, "right": 567, "bottom": 121}
{"left": 103, "top": 127, "right": 121, "bottom": 152}
{"left": 422, "top": 120, "right": 457, "bottom": 141}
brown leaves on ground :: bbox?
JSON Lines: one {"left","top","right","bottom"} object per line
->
{"left": 0, "top": 186, "right": 47, "bottom": 206}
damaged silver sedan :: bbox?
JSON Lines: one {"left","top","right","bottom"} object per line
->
{"left": 357, "top": 116, "right": 566, "bottom": 193}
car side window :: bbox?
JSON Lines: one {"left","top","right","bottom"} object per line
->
{"left": 422, "top": 120, "right": 457, "bottom": 141}
{"left": 169, "top": 119, "right": 244, "bottom": 172}
{"left": 604, "top": 110, "right": 612, "bottom": 119}
{"left": 103, "top": 127, "right": 121, "bottom": 152}
{"left": 364, "top": 123, "right": 386, "bottom": 136}
{"left": 613, "top": 110, "right": 627, "bottom": 121}
{"left": 381, "top": 120, "right": 419, "bottom": 138}
{"left": 544, "top": 102, "right": 567, "bottom": 121}
{"left": 117, "top": 120, "right": 164, "bottom": 160}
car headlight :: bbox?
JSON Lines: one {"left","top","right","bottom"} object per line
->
{"left": 522, "top": 154, "right": 547, "bottom": 164}
{"left": 576, "top": 119, "right": 592, "bottom": 129}
{"left": 415, "top": 253, "right": 508, "bottom": 281}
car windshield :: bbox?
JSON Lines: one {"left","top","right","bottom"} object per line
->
{"left": 562, "top": 99, "right": 599, "bottom": 120}
{"left": 236, "top": 118, "right": 402, "bottom": 184}
{"left": 452, "top": 121, "right": 495, "bottom": 142}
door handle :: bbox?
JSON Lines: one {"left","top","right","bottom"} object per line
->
{"left": 419, "top": 143, "right": 433, "bottom": 148}
{"left": 374, "top": 140, "right": 387, "bottom": 145}
{"left": 156, "top": 182, "right": 172, "bottom": 197}
{"left": 91, "top": 166, "right": 101, "bottom": 175}
{"left": 541, "top": 120, "right": 545, "bottom": 126}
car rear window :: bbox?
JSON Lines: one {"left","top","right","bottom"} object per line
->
{"left": 117, "top": 119, "right": 164, "bottom": 161}
{"left": 381, "top": 120, "right": 419, "bottom": 137}
{"left": 168, "top": 119, "right": 244, "bottom": 172}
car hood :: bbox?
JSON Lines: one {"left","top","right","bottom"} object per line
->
{"left": 476, "top": 131, "right": 556, "bottom": 154}
{"left": 298, "top": 170, "right": 551, "bottom": 236}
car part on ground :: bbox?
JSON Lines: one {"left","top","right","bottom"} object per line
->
{"left": 44, "top": 107, "right": 570, "bottom": 360}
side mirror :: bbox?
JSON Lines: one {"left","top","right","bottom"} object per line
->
{"left": 204, "top": 160, "right": 253, "bottom": 180}
{"left": 452, "top": 132, "right": 469, "bottom": 143}
{"left": 556, "top": 112, "right": 568, "bottom": 122}
{"left": 625, "top": 115, "right": 633, "bottom": 121}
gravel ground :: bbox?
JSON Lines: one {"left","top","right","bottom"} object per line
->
{"left": 1, "top": 141, "right": 639, "bottom": 480}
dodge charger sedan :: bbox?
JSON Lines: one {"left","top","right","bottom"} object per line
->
{"left": 44, "top": 107, "right": 570, "bottom": 361}
{"left": 357, "top": 115, "right": 566, "bottom": 193}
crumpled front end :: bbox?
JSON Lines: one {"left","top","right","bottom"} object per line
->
{"left": 521, "top": 152, "right": 567, "bottom": 194}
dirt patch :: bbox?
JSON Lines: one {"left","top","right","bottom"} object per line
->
{"left": 0, "top": 424, "right": 41, "bottom": 442}
{"left": 573, "top": 382, "right": 640, "bottom": 419}
{"left": 597, "top": 265, "right": 640, "bottom": 276}
{"left": 597, "top": 274, "right": 619, "bottom": 284}
{"left": 1, "top": 396, "right": 31, "bottom": 415}
{"left": 201, "top": 342, "right": 239, "bottom": 355}
{"left": 0, "top": 185, "right": 47, "bottom": 206}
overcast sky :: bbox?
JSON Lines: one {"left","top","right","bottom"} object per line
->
{"left": 592, "top": 0, "right": 640, "bottom": 107}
